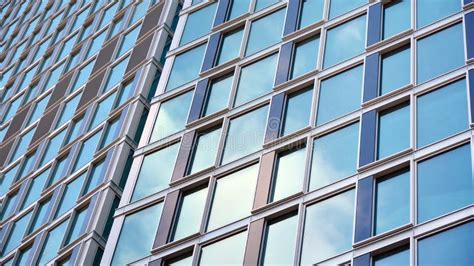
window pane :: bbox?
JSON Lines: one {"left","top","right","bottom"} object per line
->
{"left": 41, "top": 130, "right": 67, "bottom": 166}
{"left": 166, "top": 43, "right": 206, "bottom": 92}
{"left": 234, "top": 54, "right": 277, "bottom": 106}
{"left": 180, "top": 3, "right": 216, "bottom": 45}
{"left": 377, "top": 104, "right": 410, "bottom": 159}
{"left": 1, "top": 212, "right": 32, "bottom": 256}
{"left": 84, "top": 159, "right": 106, "bottom": 194}
{"left": 65, "top": 116, "right": 84, "bottom": 145}
{"left": 207, "top": 164, "right": 259, "bottom": 231}
{"left": 65, "top": 206, "right": 89, "bottom": 245}
{"left": 245, "top": 9, "right": 285, "bottom": 56}
{"left": 417, "top": 144, "right": 473, "bottom": 223}
{"left": 416, "top": 79, "right": 468, "bottom": 147}
{"left": 380, "top": 47, "right": 410, "bottom": 95}
{"left": 71, "top": 59, "right": 95, "bottom": 92}
{"left": 90, "top": 92, "right": 117, "bottom": 129}
{"left": 324, "top": 15, "right": 366, "bottom": 68}
{"left": 55, "top": 173, "right": 86, "bottom": 218}
{"left": 329, "top": 0, "right": 366, "bottom": 19}
{"left": 299, "top": 0, "right": 324, "bottom": 29}
{"left": 255, "top": 0, "right": 280, "bottom": 11}
{"left": 56, "top": 93, "right": 82, "bottom": 128}
{"left": 261, "top": 214, "right": 298, "bottom": 265}
{"left": 171, "top": 187, "right": 208, "bottom": 241}
{"left": 117, "top": 25, "right": 141, "bottom": 57}
{"left": 373, "top": 247, "right": 410, "bottom": 266}
{"left": 1, "top": 192, "right": 18, "bottom": 220}
{"left": 217, "top": 28, "right": 244, "bottom": 65}
{"left": 22, "top": 169, "right": 50, "bottom": 209}
{"left": 112, "top": 203, "right": 163, "bottom": 265}
{"left": 228, "top": 0, "right": 250, "bottom": 20}
{"left": 221, "top": 106, "right": 268, "bottom": 164}
{"left": 1, "top": 165, "right": 19, "bottom": 197}
{"left": 316, "top": 65, "right": 362, "bottom": 125}
{"left": 418, "top": 222, "right": 473, "bottom": 265}
{"left": 86, "top": 30, "right": 107, "bottom": 58}
{"left": 73, "top": 129, "right": 102, "bottom": 171}
{"left": 3, "top": 96, "right": 22, "bottom": 123}
{"left": 282, "top": 88, "right": 312, "bottom": 135}
{"left": 104, "top": 57, "right": 129, "bottom": 93}
{"left": 271, "top": 147, "right": 306, "bottom": 202}
{"left": 417, "top": 24, "right": 464, "bottom": 84}
{"left": 383, "top": 0, "right": 410, "bottom": 39}
{"left": 49, "top": 155, "right": 69, "bottom": 186}
{"left": 166, "top": 255, "right": 193, "bottom": 266}
{"left": 291, "top": 37, "right": 319, "bottom": 79}
{"left": 417, "top": 0, "right": 460, "bottom": 29}
{"left": 374, "top": 170, "right": 410, "bottom": 235}
{"left": 203, "top": 75, "right": 233, "bottom": 116}
{"left": 11, "top": 128, "right": 35, "bottom": 163}
{"left": 188, "top": 128, "right": 221, "bottom": 174}
{"left": 150, "top": 91, "right": 193, "bottom": 142}
{"left": 132, "top": 142, "right": 180, "bottom": 201}
{"left": 28, "top": 94, "right": 51, "bottom": 125}
{"left": 310, "top": 123, "right": 359, "bottom": 190}
{"left": 37, "top": 219, "right": 69, "bottom": 265}
{"left": 199, "top": 231, "right": 247, "bottom": 265}
{"left": 301, "top": 189, "right": 355, "bottom": 264}
{"left": 17, "top": 246, "right": 32, "bottom": 265}
{"left": 101, "top": 117, "right": 120, "bottom": 148}
{"left": 98, "top": 3, "right": 118, "bottom": 29}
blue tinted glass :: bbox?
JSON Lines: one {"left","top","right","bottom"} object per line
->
{"left": 417, "top": 144, "right": 473, "bottom": 223}
{"left": 65, "top": 116, "right": 84, "bottom": 145}
{"left": 150, "top": 90, "right": 193, "bottom": 142}
{"left": 55, "top": 173, "right": 86, "bottom": 218}
{"left": 101, "top": 117, "right": 120, "bottom": 148}
{"left": 37, "top": 219, "right": 69, "bottom": 265}
{"left": 57, "top": 93, "right": 82, "bottom": 128}
{"left": 58, "top": 34, "right": 78, "bottom": 60}
{"left": 118, "top": 25, "right": 141, "bottom": 57}
{"left": 22, "top": 169, "right": 50, "bottom": 209}
{"left": 11, "top": 128, "right": 35, "bottom": 163}
{"left": 90, "top": 92, "right": 117, "bottom": 129}
{"left": 1, "top": 212, "right": 33, "bottom": 256}
{"left": 199, "top": 231, "right": 247, "bottom": 265}
{"left": 49, "top": 156, "right": 69, "bottom": 185}
{"left": 381, "top": 47, "right": 410, "bottom": 95}
{"left": 204, "top": 75, "right": 233, "bottom": 116}
{"left": 130, "top": 1, "right": 147, "bottom": 25}
{"left": 375, "top": 170, "right": 410, "bottom": 235}
{"left": 377, "top": 104, "right": 410, "bottom": 159}
{"left": 234, "top": 54, "right": 277, "bottom": 106}
{"left": 316, "top": 65, "right": 362, "bottom": 125}
{"left": 132, "top": 142, "right": 180, "bottom": 201}
{"left": 18, "top": 65, "right": 38, "bottom": 91}
{"left": 65, "top": 206, "right": 88, "bottom": 244}
{"left": 180, "top": 3, "right": 216, "bottom": 45}
{"left": 72, "top": 60, "right": 95, "bottom": 92}
{"left": 17, "top": 246, "right": 32, "bottom": 265}
{"left": 417, "top": 79, "right": 468, "bottom": 147}
{"left": 44, "top": 62, "right": 65, "bottom": 91}
{"left": 18, "top": 152, "right": 37, "bottom": 179}
{"left": 73, "top": 129, "right": 102, "bottom": 171}
{"left": 41, "top": 130, "right": 67, "bottom": 166}
{"left": 329, "top": 0, "right": 366, "bottom": 19}
{"left": 30, "top": 199, "right": 51, "bottom": 233}
{"left": 87, "top": 30, "right": 107, "bottom": 58}
{"left": 282, "top": 89, "right": 312, "bottom": 135}
{"left": 262, "top": 214, "right": 298, "bottom": 265}
{"left": 245, "top": 9, "right": 285, "bottom": 56}
{"left": 301, "top": 189, "right": 355, "bottom": 264}
{"left": 374, "top": 247, "right": 410, "bottom": 266}
{"left": 324, "top": 15, "right": 366, "bottom": 68}
{"left": 228, "top": 0, "right": 251, "bottom": 20}
{"left": 299, "top": 0, "right": 324, "bottom": 29}
{"left": 28, "top": 94, "right": 51, "bottom": 124}
{"left": 72, "top": 7, "right": 89, "bottom": 31}
{"left": 217, "top": 28, "right": 244, "bottom": 65}
{"left": 112, "top": 203, "right": 163, "bottom": 265}
{"left": 221, "top": 106, "right": 268, "bottom": 164}
{"left": 99, "top": 3, "right": 118, "bottom": 29}
{"left": 310, "top": 123, "right": 359, "bottom": 190}
{"left": 189, "top": 128, "right": 221, "bottom": 174}
{"left": 417, "top": 24, "right": 464, "bottom": 84}
{"left": 104, "top": 57, "right": 129, "bottom": 92}
{"left": 417, "top": 0, "right": 460, "bottom": 28}
{"left": 85, "top": 159, "right": 105, "bottom": 194}
{"left": 172, "top": 187, "right": 208, "bottom": 241}
{"left": 383, "top": 0, "right": 410, "bottom": 39}
{"left": 418, "top": 222, "right": 473, "bottom": 265}
{"left": 271, "top": 147, "right": 306, "bottom": 202}
{"left": 0, "top": 165, "right": 19, "bottom": 196}
{"left": 3, "top": 95, "right": 22, "bottom": 122}
{"left": 291, "top": 37, "right": 319, "bottom": 79}
{"left": 207, "top": 164, "right": 259, "bottom": 231}
{"left": 1, "top": 192, "right": 18, "bottom": 220}
{"left": 165, "top": 44, "right": 206, "bottom": 91}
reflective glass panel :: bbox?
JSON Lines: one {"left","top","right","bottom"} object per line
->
{"left": 166, "top": 44, "right": 206, "bottom": 92}
{"left": 203, "top": 75, "right": 233, "bottom": 116}
{"left": 37, "top": 219, "right": 69, "bottom": 265}
{"left": 417, "top": 0, "right": 461, "bottom": 29}
{"left": 383, "top": 0, "right": 410, "bottom": 39}
{"left": 1, "top": 212, "right": 33, "bottom": 256}
{"left": 299, "top": 0, "right": 324, "bottom": 29}
{"left": 373, "top": 247, "right": 410, "bottom": 266}
{"left": 282, "top": 88, "right": 313, "bottom": 135}
{"left": 55, "top": 173, "right": 86, "bottom": 218}
{"left": 245, "top": 9, "right": 285, "bottom": 56}
{"left": 377, "top": 104, "right": 410, "bottom": 159}
{"left": 180, "top": 3, "right": 217, "bottom": 45}
{"left": 291, "top": 37, "right": 319, "bottom": 79}
{"left": 380, "top": 46, "right": 410, "bottom": 95}
{"left": 73, "top": 129, "right": 102, "bottom": 171}
{"left": 271, "top": 147, "right": 306, "bottom": 202}
{"left": 171, "top": 187, "right": 208, "bottom": 241}
{"left": 261, "top": 214, "right": 298, "bottom": 265}
{"left": 217, "top": 28, "right": 244, "bottom": 65}
{"left": 329, "top": 0, "right": 366, "bottom": 19}
{"left": 188, "top": 128, "right": 221, "bottom": 174}
{"left": 56, "top": 93, "right": 82, "bottom": 128}
{"left": 228, "top": 0, "right": 250, "bottom": 20}
{"left": 199, "top": 231, "right": 247, "bottom": 265}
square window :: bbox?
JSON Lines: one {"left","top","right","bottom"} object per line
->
{"left": 291, "top": 36, "right": 319, "bottom": 79}
{"left": 380, "top": 46, "right": 411, "bottom": 95}
{"left": 180, "top": 2, "right": 217, "bottom": 46}
{"left": 245, "top": 8, "right": 285, "bottom": 56}
{"left": 281, "top": 88, "right": 313, "bottom": 135}
{"left": 64, "top": 205, "right": 89, "bottom": 245}
{"left": 324, "top": 15, "right": 366, "bottom": 69}
{"left": 270, "top": 146, "right": 306, "bottom": 202}
{"left": 27, "top": 93, "right": 51, "bottom": 125}
{"left": 188, "top": 127, "right": 221, "bottom": 175}
{"left": 416, "top": 79, "right": 468, "bottom": 147}
{"left": 199, "top": 231, "right": 247, "bottom": 265}
{"left": 383, "top": 0, "right": 410, "bottom": 40}
{"left": 56, "top": 93, "right": 82, "bottom": 128}
{"left": 217, "top": 28, "right": 244, "bottom": 65}
{"left": 171, "top": 186, "right": 208, "bottom": 241}
{"left": 40, "top": 129, "right": 67, "bottom": 166}
{"left": 261, "top": 214, "right": 298, "bottom": 265}
{"left": 165, "top": 43, "right": 206, "bottom": 92}
{"left": 299, "top": 0, "right": 324, "bottom": 29}
{"left": 29, "top": 197, "right": 51, "bottom": 233}
{"left": 377, "top": 103, "right": 410, "bottom": 159}
{"left": 417, "top": 0, "right": 460, "bottom": 29}
{"left": 203, "top": 75, "right": 233, "bottom": 117}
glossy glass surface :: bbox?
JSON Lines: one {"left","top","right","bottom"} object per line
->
{"left": 37, "top": 219, "right": 69, "bottom": 265}
{"left": 16, "top": 246, "right": 32, "bottom": 265}
{"left": 217, "top": 29, "right": 244, "bottom": 65}
{"left": 282, "top": 89, "right": 313, "bottom": 135}
{"left": 101, "top": 117, "right": 120, "bottom": 148}
{"left": 86, "top": 30, "right": 107, "bottom": 58}
{"left": 41, "top": 130, "right": 67, "bottom": 166}
{"left": 166, "top": 43, "right": 206, "bottom": 92}
{"left": 56, "top": 93, "right": 81, "bottom": 128}
{"left": 98, "top": 3, "right": 118, "bottom": 29}
{"left": 299, "top": 0, "right": 324, "bottom": 29}
{"left": 30, "top": 198, "right": 51, "bottom": 233}
{"left": 49, "top": 156, "right": 69, "bottom": 185}
{"left": 221, "top": 106, "right": 268, "bottom": 164}
{"left": 374, "top": 170, "right": 410, "bottom": 235}
{"left": 22, "top": 169, "right": 50, "bottom": 209}
{"left": 324, "top": 15, "right": 366, "bottom": 68}
{"left": 373, "top": 247, "right": 410, "bottom": 266}
{"left": 3, "top": 95, "right": 22, "bottom": 123}
{"left": 245, "top": 9, "right": 285, "bottom": 56}
{"left": 167, "top": 254, "right": 193, "bottom": 266}
{"left": 65, "top": 206, "right": 88, "bottom": 244}
{"left": 329, "top": 0, "right": 366, "bottom": 19}
{"left": 291, "top": 37, "right": 319, "bottom": 79}
{"left": 56, "top": 173, "right": 86, "bottom": 219}
{"left": 150, "top": 90, "right": 193, "bottom": 142}
{"left": 0, "top": 165, "right": 19, "bottom": 196}
{"left": 380, "top": 47, "right": 410, "bottom": 95}
{"left": 28, "top": 94, "right": 51, "bottom": 125}
{"left": 207, "top": 164, "right": 259, "bottom": 231}
{"left": 189, "top": 128, "right": 221, "bottom": 174}
{"left": 11, "top": 128, "right": 35, "bottom": 163}
{"left": 90, "top": 92, "right": 117, "bottom": 129}
{"left": 301, "top": 189, "right": 355, "bottom": 264}
{"left": 255, "top": 0, "right": 279, "bottom": 11}
{"left": 234, "top": 54, "right": 277, "bottom": 106}
{"left": 180, "top": 3, "right": 217, "bottom": 45}
{"left": 417, "top": 23, "right": 464, "bottom": 84}
{"left": 418, "top": 221, "right": 473, "bottom": 265}
{"left": 104, "top": 57, "right": 129, "bottom": 92}
{"left": 1, "top": 192, "right": 18, "bottom": 220}
{"left": 84, "top": 159, "right": 105, "bottom": 194}
{"left": 310, "top": 123, "right": 359, "bottom": 190}
{"left": 417, "top": 0, "right": 460, "bottom": 28}
{"left": 199, "top": 231, "right": 247, "bottom": 265}
{"left": 271, "top": 147, "right": 306, "bottom": 202}
{"left": 71, "top": 59, "right": 95, "bottom": 92}
{"left": 417, "top": 144, "right": 473, "bottom": 223}
{"left": 316, "top": 65, "right": 362, "bottom": 125}
{"left": 228, "top": 0, "right": 251, "bottom": 20}
{"left": 172, "top": 187, "right": 208, "bottom": 241}
{"left": 65, "top": 116, "right": 84, "bottom": 145}
{"left": 73, "top": 129, "right": 102, "bottom": 171}
{"left": 262, "top": 214, "right": 298, "bottom": 265}
{"left": 203, "top": 75, "right": 233, "bottom": 116}
{"left": 1, "top": 212, "right": 32, "bottom": 256}
{"left": 132, "top": 142, "right": 180, "bottom": 201}
{"left": 112, "top": 203, "right": 163, "bottom": 265}
{"left": 383, "top": 0, "right": 410, "bottom": 39}
{"left": 44, "top": 62, "right": 65, "bottom": 91}
{"left": 377, "top": 104, "right": 410, "bottom": 159}
{"left": 417, "top": 79, "right": 468, "bottom": 147}
{"left": 118, "top": 25, "right": 141, "bottom": 57}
